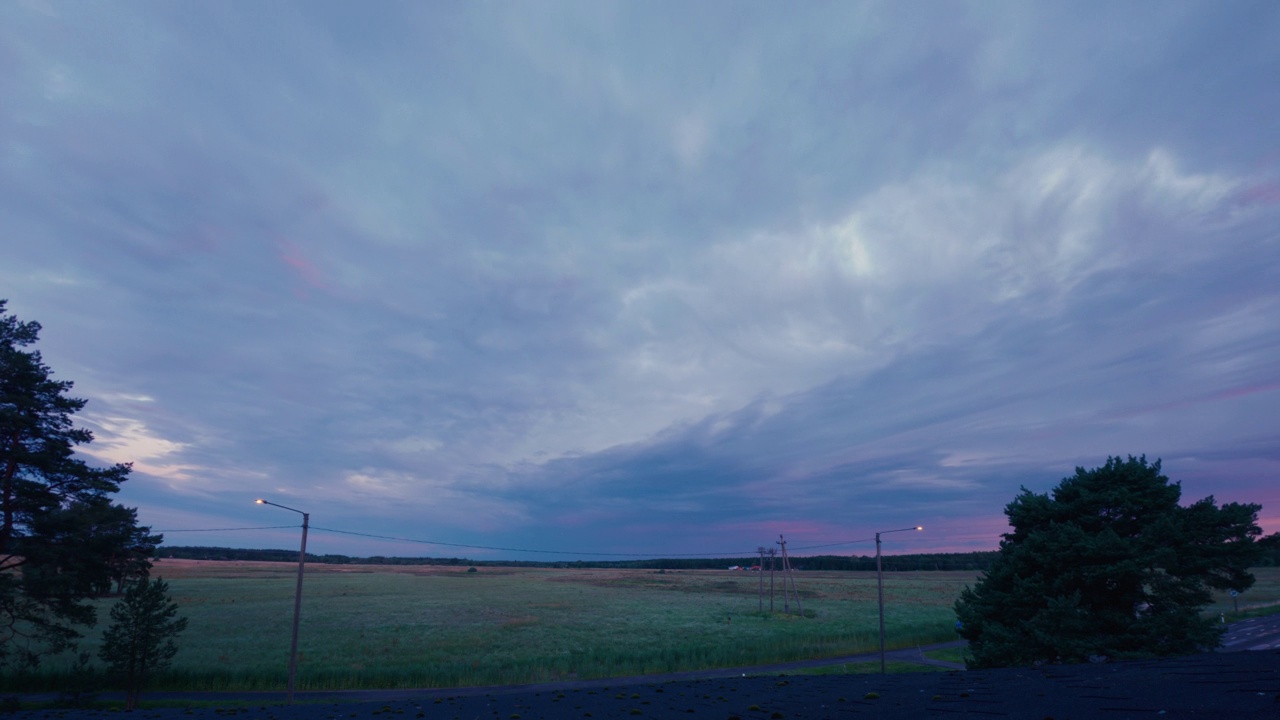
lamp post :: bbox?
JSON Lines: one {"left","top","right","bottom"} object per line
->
{"left": 876, "top": 526, "right": 922, "bottom": 673}
{"left": 256, "top": 499, "right": 309, "bottom": 704}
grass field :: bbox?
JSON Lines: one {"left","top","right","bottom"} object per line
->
{"left": 7, "top": 562, "right": 1278, "bottom": 693}
{"left": 8, "top": 560, "right": 970, "bottom": 692}
{"left": 1207, "top": 567, "right": 1280, "bottom": 619}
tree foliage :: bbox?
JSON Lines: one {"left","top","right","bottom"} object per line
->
{"left": 99, "top": 578, "right": 188, "bottom": 710}
{"left": 1260, "top": 531, "right": 1280, "bottom": 566}
{"left": 955, "top": 456, "right": 1263, "bottom": 668}
{"left": 0, "top": 299, "right": 158, "bottom": 669}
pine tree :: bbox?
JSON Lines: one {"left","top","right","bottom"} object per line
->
{"left": 1, "top": 299, "right": 154, "bottom": 669}
{"left": 955, "top": 456, "right": 1263, "bottom": 668}
{"left": 99, "top": 578, "right": 188, "bottom": 710}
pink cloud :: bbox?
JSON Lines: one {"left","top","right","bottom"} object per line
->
{"left": 1212, "top": 382, "right": 1280, "bottom": 402}
{"left": 1236, "top": 181, "right": 1280, "bottom": 207}
{"left": 276, "top": 237, "right": 329, "bottom": 294}
{"left": 1113, "top": 381, "right": 1280, "bottom": 420}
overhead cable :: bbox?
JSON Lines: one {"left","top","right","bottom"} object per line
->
{"left": 153, "top": 524, "right": 894, "bottom": 557}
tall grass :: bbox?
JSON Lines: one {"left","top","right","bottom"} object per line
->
{"left": 6, "top": 561, "right": 972, "bottom": 691}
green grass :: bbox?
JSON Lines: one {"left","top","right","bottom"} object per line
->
{"left": 1224, "top": 603, "right": 1280, "bottom": 620}
{"left": 922, "top": 646, "right": 967, "bottom": 664}
{"left": 20, "top": 563, "right": 1275, "bottom": 692}
{"left": 4, "top": 561, "right": 970, "bottom": 692}
{"left": 785, "top": 661, "right": 946, "bottom": 675}
{"left": 1207, "top": 567, "right": 1280, "bottom": 621}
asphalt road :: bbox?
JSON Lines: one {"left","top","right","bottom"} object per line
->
{"left": 1221, "top": 614, "right": 1280, "bottom": 651}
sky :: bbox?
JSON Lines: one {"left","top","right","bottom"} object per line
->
{"left": 2, "top": 1, "right": 1278, "bottom": 561}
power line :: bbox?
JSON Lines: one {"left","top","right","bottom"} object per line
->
{"left": 311, "top": 526, "right": 760, "bottom": 557}
{"left": 153, "top": 523, "right": 897, "bottom": 558}
{"left": 790, "top": 537, "right": 876, "bottom": 551}
{"left": 158, "top": 525, "right": 299, "bottom": 532}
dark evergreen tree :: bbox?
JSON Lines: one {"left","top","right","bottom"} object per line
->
{"left": 1258, "top": 532, "right": 1280, "bottom": 566}
{"left": 98, "top": 578, "right": 188, "bottom": 710}
{"left": 1, "top": 300, "right": 148, "bottom": 669}
{"left": 955, "top": 456, "right": 1263, "bottom": 668}
{"left": 24, "top": 497, "right": 161, "bottom": 597}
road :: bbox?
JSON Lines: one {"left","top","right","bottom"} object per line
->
{"left": 1219, "top": 613, "right": 1280, "bottom": 651}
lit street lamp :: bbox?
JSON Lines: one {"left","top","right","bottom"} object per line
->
{"left": 256, "top": 499, "right": 309, "bottom": 704}
{"left": 876, "top": 526, "right": 922, "bottom": 673}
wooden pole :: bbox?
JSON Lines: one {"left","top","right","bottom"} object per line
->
{"left": 777, "top": 536, "right": 790, "bottom": 614}
{"left": 768, "top": 547, "right": 776, "bottom": 612}
{"left": 877, "top": 532, "right": 885, "bottom": 673}
{"left": 778, "top": 535, "right": 802, "bottom": 615}
{"left": 757, "top": 546, "right": 766, "bottom": 612}
{"left": 287, "top": 513, "right": 308, "bottom": 703}
{"left": 787, "top": 540, "right": 802, "bottom": 615}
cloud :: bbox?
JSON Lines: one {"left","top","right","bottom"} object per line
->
{"left": 44, "top": 132, "right": 1280, "bottom": 552}
{"left": 2, "top": 1, "right": 1277, "bottom": 557}
{"left": 466, "top": 141, "right": 1280, "bottom": 550}
{"left": 77, "top": 411, "right": 198, "bottom": 484}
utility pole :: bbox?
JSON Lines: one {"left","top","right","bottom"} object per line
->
{"left": 777, "top": 536, "right": 789, "bottom": 614}
{"left": 256, "top": 499, "right": 309, "bottom": 704}
{"left": 778, "top": 535, "right": 803, "bottom": 616}
{"left": 768, "top": 547, "right": 777, "bottom": 612}
{"left": 757, "top": 546, "right": 766, "bottom": 612}
{"left": 876, "top": 526, "right": 923, "bottom": 673}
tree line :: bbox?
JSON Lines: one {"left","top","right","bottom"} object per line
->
{"left": 158, "top": 535, "right": 1280, "bottom": 571}
{"left": 156, "top": 545, "right": 1003, "bottom": 571}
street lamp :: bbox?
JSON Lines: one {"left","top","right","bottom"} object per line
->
{"left": 876, "top": 525, "right": 922, "bottom": 673}
{"left": 256, "top": 499, "right": 309, "bottom": 704}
